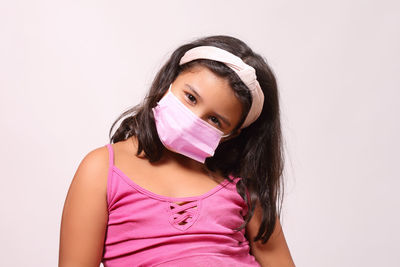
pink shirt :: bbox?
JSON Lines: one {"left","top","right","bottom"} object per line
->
{"left": 102, "top": 143, "right": 260, "bottom": 266}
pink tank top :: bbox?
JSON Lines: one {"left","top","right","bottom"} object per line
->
{"left": 101, "top": 143, "right": 260, "bottom": 267}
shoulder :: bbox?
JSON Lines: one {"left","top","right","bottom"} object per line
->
{"left": 59, "top": 145, "right": 110, "bottom": 266}
{"left": 79, "top": 145, "right": 110, "bottom": 176}
{"left": 83, "top": 144, "right": 110, "bottom": 166}
{"left": 72, "top": 144, "right": 110, "bottom": 194}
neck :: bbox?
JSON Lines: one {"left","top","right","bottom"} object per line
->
{"left": 160, "top": 148, "right": 225, "bottom": 183}
{"left": 130, "top": 136, "right": 223, "bottom": 181}
{"left": 160, "top": 148, "right": 205, "bottom": 172}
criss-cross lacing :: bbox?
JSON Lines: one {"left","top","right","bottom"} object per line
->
{"left": 169, "top": 201, "right": 198, "bottom": 225}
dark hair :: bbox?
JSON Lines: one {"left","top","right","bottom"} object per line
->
{"left": 109, "top": 35, "right": 284, "bottom": 244}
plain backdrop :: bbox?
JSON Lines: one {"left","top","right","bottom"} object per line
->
{"left": 1, "top": 1, "right": 399, "bottom": 266}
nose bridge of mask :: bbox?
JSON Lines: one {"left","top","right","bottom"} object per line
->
{"left": 167, "top": 83, "right": 227, "bottom": 137}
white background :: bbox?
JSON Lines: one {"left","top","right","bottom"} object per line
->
{"left": 1, "top": 1, "right": 399, "bottom": 266}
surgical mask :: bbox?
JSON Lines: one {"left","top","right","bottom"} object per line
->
{"left": 152, "top": 84, "right": 230, "bottom": 163}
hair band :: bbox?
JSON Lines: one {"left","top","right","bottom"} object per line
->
{"left": 179, "top": 45, "right": 264, "bottom": 129}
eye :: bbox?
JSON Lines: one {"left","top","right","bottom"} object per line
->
{"left": 185, "top": 92, "right": 197, "bottom": 104}
{"left": 209, "top": 116, "right": 221, "bottom": 127}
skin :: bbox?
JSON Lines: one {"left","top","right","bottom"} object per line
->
{"left": 59, "top": 65, "right": 295, "bottom": 266}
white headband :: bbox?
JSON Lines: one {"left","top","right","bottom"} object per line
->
{"left": 179, "top": 45, "right": 264, "bottom": 128}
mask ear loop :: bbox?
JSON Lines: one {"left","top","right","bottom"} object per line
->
{"left": 221, "top": 127, "right": 242, "bottom": 139}
{"left": 221, "top": 133, "right": 231, "bottom": 138}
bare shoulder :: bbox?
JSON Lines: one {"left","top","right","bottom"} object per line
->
{"left": 68, "top": 144, "right": 110, "bottom": 198}
{"left": 78, "top": 145, "right": 110, "bottom": 185}
{"left": 59, "top": 144, "right": 110, "bottom": 267}
{"left": 112, "top": 136, "right": 142, "bottom": 158}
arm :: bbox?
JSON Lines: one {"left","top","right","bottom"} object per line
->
{"left": 246, "top": 201, "right": 296, "bottom": 267}
{"left": 59, "top": 146, "right": 109, "bottom": 267}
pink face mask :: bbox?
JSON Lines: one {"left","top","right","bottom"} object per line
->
{"left": 152, "top": 84, "right": 229, "bottom": 163}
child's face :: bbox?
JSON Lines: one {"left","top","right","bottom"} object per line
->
{"left": 169, "top": 65, "right": 244, "bottom": 136}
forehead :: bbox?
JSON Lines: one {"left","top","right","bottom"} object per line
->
{"left": 173, "top": 65, "right": 243, "bottom": 124}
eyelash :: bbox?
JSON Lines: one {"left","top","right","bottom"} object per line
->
{"left": 210, "top": 116, "right": 221, "bottom": 127}
{"left": 184, "top": 92, "right": 221, "bottom": 127}
{"left": 185, "top": 92, "right": 197, "bottom": 104}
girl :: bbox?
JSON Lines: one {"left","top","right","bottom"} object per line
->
{"left": 59, "top": 35, "right": 295, "bottom": 267}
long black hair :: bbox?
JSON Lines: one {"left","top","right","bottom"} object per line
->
{"left": 109, "top": 35, "right": 284, "bottom": 244}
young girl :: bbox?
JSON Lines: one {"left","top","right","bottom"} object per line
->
{"left": 59, "top": 35, "right": 295, "bottom": 267}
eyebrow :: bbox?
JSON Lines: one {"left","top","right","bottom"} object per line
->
{"left": 185, "top": 83, "right": 232, "bottom": 127}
